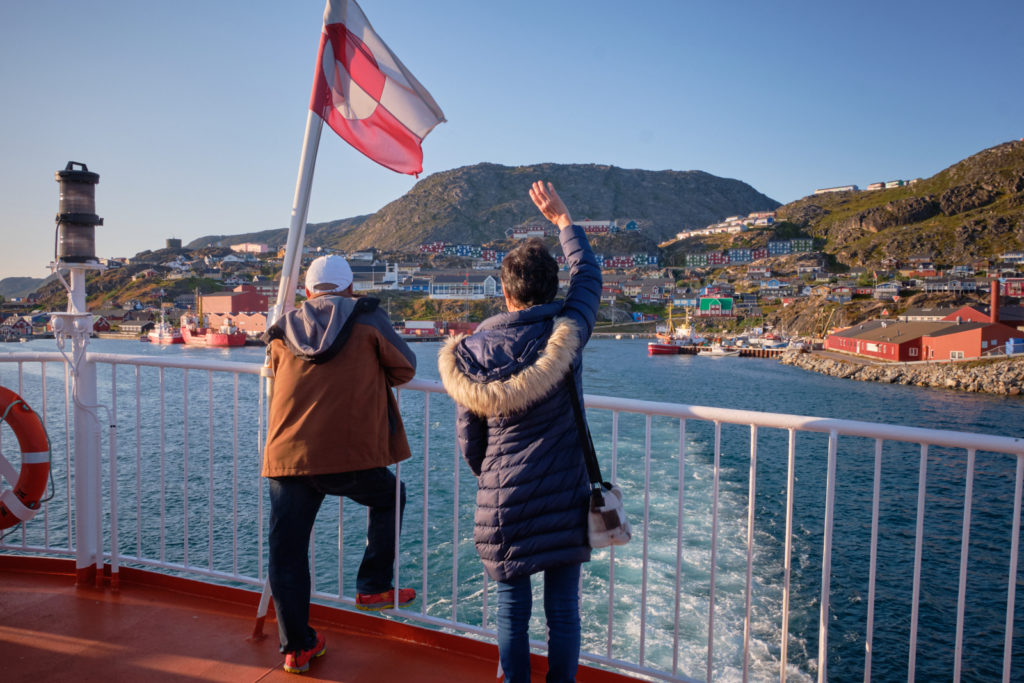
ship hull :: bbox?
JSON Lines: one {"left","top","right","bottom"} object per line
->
{"left": 181, "top": 326, "right": 247, "bottom": 347}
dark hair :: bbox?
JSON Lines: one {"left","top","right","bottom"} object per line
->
{"left": 500, "top": 238, "right": 559, "bottom": 307}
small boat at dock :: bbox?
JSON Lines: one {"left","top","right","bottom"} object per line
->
{"left": 147, "top": 316, "right": 183, "bottom": 344}
{"left": 698, "top": 343, "right": 740, "bottom": 357}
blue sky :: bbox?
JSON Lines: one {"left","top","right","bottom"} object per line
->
{"left": 1, "top": 0, "right": 1021, "bottom": 279}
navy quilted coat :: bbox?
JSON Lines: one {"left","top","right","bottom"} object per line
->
{"left": 438, "top": 226, "right": 601, "bottom": 582}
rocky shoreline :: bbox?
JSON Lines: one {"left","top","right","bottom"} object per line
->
{"left": 779, "top": 350, "right": 1024, "bottom": 396}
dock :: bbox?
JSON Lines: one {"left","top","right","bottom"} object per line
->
{"left": 659, "top": 345, "right": 787, "bottom": 358}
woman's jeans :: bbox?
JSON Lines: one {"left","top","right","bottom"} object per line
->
{"left": 496, "top": 563, "right": 582, "bottom": 683}
{"left": 268, "top": 469, "right": 405, "bottom": 653}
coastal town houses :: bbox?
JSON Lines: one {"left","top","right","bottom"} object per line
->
{"left": 0, "top": 315, "right": 33, "bottom": 339}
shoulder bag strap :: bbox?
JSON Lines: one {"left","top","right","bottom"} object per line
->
{"left": 564, "top": 373, "right": 603, "bottom": 487}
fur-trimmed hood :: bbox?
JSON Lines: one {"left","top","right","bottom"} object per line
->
{"left": 439, "top": 316, "right": 580, "bottom": 417}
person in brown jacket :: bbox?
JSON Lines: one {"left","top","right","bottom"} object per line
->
{"left": 262, "top": 254, "right": 417, "bottom": 674}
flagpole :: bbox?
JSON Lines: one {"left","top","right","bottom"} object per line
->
{"left": 254, "top": 108, "right": 324, "bottom": 638}
{"left": 270, "top": 109, "right": 325, "bottom": 326}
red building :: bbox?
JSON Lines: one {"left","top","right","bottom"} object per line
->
{"left": 825, "top": 320, "right": 938, "bottom": 361}
{"left": 202, "top": 285, "right": 268, "bottom": 316}
{"left": 921, "top": 322, "right": 1019, "bottom": 361}
{"left": 826, "top": 282, "right": 1021, "bottom": 361}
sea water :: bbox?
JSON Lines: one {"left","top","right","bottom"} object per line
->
{"left": 2, "top": 336, "right": 1022, "bottom": 682}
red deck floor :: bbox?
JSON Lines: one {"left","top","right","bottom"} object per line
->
{"left": 0, "top": 556, "right": 636, "bottom": 682}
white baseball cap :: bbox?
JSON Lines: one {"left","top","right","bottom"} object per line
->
{"left": 304, "top": 255, "right": 353, "bottom": 293}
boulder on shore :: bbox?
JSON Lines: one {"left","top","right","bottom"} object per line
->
{"left": 779, "top": 351, "right": 1024, "bottom": 396}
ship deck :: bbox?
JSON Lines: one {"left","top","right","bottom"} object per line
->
{"left": 0, "top": 557, "right": 632, "bottom": 682}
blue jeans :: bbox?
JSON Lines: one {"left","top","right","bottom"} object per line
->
{"left": 496, "top": 563, "right": 582, "bottom": 683}
{"left": 268, "top": 469, "right": 406, "bottom": 653}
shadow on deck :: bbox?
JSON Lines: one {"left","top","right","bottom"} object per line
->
{"left": 0, "top": 556, "right": 634, "bottom": 682}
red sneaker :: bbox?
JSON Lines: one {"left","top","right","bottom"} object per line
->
{"left": 283, "top": 633, "right": 326, "bottom": 674}
{"left": 355, "top": 587, "right": 416, "bottom": 611}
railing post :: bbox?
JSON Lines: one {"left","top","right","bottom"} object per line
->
{"left": 56, "top": 268, "right": 104, "bottom": 586}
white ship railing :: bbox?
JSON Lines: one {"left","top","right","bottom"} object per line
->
{"left": 1, "top": 350, "right": 1022, "bottom": 683}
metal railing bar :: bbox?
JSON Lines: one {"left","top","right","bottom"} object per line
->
{"left": 638, "top": 416, "right": 652, "bottom": 665}
{"left": 393, "top": 456, "right": 402, "bottom": 617}
{"left": 673, "top": 418, "right": 687, "bottom": 677}
{"left": 232, "top": 374, "right": 240, "bottom": 576}
{"left": 88, "top": 352, "right": 259, "bottom": 374}
{"left": 580, "top": 393, "right": 1024, "bottom": 456}
{"left": 257, "top": 374, "right": 265, "bottom": 581}
{"left": 1004, "top": 456, "right": 1023, "bottom": 683}
{"left": 183, "top": 371, "right": 190, "bottom": 568}
{"left": 41, "top": 362, "right": 50, "bottom": 549}
{"left": 706, "top": 420, "right": 722, "bottom": 683}
{"left": 135, "top": 366, "right": 142, "bottom": 560}
{"left": 607, "top": 410, "right": 621, "bottom": 658}
{"left": 109, "top": 365, "right": 119, "bottom": 576}
{"left": 817, "top": 430, "right": 838, "bottom": 683}
{"left": 452, "top": 420, "right": 460, "bottom": 624}
{"left": 421, "top": 393, "right": 431, "bottom": 617}
{"left": 337, "top": 497, "right": 345, "bottom": 596}
{"left": 311, "top": 532, "right": 317, "bottom": 594}
{"left": 64, "top": 364, "right": 72, "bottom": 551}
{"left": 743, "top": 424, "right": 758, "bottom": 683}
{"left": 908, "top": 443, "right": 929, "bottom": 682}
{"left": 207, "top": 370, "right": 215, "bottom": 571}
{"left": 0, "top": 543, "right": 74, "bottom": 556}
{"left": 781, "top": 428, "right": 796, "bottom": 683}
{"left": 954, "top": 448, "right": 976, "bottom": 682}
{"left": 159, "top": 366, "right": 166, "bottom": 563}
{"left": 864, "top": 438, "right": 882, "bottom": 683}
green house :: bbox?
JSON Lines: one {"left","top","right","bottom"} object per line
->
{"left": 697, "top": 297, "right": 735, "bottom": 317}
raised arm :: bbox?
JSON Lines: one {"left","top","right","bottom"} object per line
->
{"left": 529, "top": 181, "right": 601, "bottom": 342}
{"left": 529, "top": 181, "right": 572, "bottom": 229}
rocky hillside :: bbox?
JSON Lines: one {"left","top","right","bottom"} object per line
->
{"left": 0, "top": 276, "right": 51, "bottom": 300}
{"left": 764, "top": 291, "right": 978, "bottom": 339}
{"left": 777, "top": 139, "right": 1024, "bottom": 268}
{"left": 187, "top": 162, "right": 780, "bottom": 252}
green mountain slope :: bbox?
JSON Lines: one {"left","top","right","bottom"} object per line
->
{"left": 777, "top": 139, "right": 1024, "bottom": 267}
{"left": 187, "top": 162, "right": 780, "bottom": 252}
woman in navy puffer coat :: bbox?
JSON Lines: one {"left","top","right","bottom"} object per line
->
{"left": 439, "top": 182, "right": 601, "bottom": 683}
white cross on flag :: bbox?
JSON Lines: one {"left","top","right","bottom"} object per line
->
{"left": 310, "top": 0, "right": 446, "bottom": 175}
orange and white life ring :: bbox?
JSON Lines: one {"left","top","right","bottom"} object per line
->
{"left": 0, "top": 386, "right": 51, "bottom": 530}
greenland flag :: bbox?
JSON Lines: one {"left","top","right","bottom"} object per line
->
{"left": 310, "top": 0, "right": 446, "bottom": 175}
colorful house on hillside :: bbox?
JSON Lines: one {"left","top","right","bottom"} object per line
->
{"left": 0, "top": 315, "right": 33, "bottom": 339}
{"left": 695, "top": 297, "right": 734, "bottom": 317}
{"left": 1002, "top": 278, "right": 1024, "bottom": 297}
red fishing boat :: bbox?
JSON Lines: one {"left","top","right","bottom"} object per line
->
{"left": 181, "top": 292, "right": 248, "bottom": 347}
{"left": 181, "top": 316, "right": 247, "bottom": 347}
{"left": 147, "top": 317, "right": 184, "bottom": 344}
{"left": 647, "top": 304, "right": 698, "bottom": 355}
